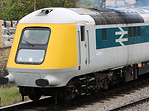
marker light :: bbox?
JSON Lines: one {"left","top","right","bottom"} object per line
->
{"left": 40, "top": 59, "right": 43, "bottom": 61}
{"left": 28, "top": 58, "right": 33, "bottom": 62}
{"left": 18, "top": 57, "right": 22, "bottom": 61}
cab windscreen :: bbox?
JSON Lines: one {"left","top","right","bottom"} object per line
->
{"left": 15, "top": 27, "right": 51, "bottom": 65}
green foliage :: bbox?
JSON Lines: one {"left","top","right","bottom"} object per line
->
{"left": 0, "top": 0, "right": 105, "bottom": 20}
{"left": 77, "top": 0, "right": 94, "bottom": 8}
{"left": 49, "top": 0, "right": 78, "bottom": 7}
{"left": 0, "top": 0, "right": 34, "bottom": 20}
{"left": 0, "top": 0, "right": 10, "bottom": 20}
{"left": 0, "top": 87, "right": 28, "bottom": 106}
{"left": 0, "top": 0, "right": 79, "bottom": 20}
{"left": 9, "top": 0, "right": 32, "bottom": 20}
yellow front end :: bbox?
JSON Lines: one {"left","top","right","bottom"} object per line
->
{"left": 7, "top": 23, "right": 78, "bottom": 69}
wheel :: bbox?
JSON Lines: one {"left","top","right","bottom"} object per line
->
{"left": 58, "top": 90, "right": 74, "bottom": 104}
{"left": 54, "top": 89, "right": 74, "bottom": 104}
{"left": 28, "top": 94, "right": 41, "bottom": 102}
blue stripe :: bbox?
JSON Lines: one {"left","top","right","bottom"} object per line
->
{"left": 96, "top": 26, "right": 149, "bottom": 49}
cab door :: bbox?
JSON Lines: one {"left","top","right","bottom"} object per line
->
{"left": 77, "top": 24, "right": 90, "bottom": 69}
{"left": 84, "top": 23, "right": 91, "bottom": 65}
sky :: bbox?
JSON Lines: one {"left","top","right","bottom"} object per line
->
{"left": 78, "top": 0, "right": 149, "bottom": 8}
{"left": 137, "top": 0, "right": 149, "bottom": 6}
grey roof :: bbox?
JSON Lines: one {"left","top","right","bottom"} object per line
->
{"left": 70, "top": 8, "right": 144, "bottom": 25}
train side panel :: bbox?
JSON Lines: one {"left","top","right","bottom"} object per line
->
{"left": 93, "top": 24, "right": 149, "bottom": 71}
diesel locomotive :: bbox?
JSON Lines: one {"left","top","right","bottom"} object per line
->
{"left": 1, "top": 7, "right": 149, "bottom": 101}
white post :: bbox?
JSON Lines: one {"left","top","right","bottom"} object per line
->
{"left": 34, "top": 0, "right": 36, "bottom": 11}
{"left": 0, "top": 20, "right": 2, "bottom": 48}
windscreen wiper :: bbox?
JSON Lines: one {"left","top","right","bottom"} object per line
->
{"left": 23, "top": 40, "right": 34, "bottom": 46}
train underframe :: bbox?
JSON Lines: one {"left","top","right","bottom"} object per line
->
{"left": 19, "top": 61, "right": 149, "bottom": 103}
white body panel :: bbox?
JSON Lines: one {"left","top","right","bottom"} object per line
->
{"left": 89, "top": 23, "right": 149, "bottom": 72}
{"left": 94, "top": 46, "right": 128, "bottom": 71}
{"left": 140, "top": 14, "right": 149, "bottom": 23}
{"left": 7, "top": 67, "right": 79, "bottom": 87}
{"left": 128, "top": 42, "right": 149, "bottom": 64}
{"left": 19, "top": 8, "right": 94, "bottom": 24}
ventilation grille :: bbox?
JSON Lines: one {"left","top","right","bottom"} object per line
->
{"left": 37, "top": 9, "right": 53, "bottom": 16}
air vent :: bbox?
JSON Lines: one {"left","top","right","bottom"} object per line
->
{"left": 37, "top": 9, "right": 53, "bottom": 16}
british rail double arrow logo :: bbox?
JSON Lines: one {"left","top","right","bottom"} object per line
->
{"left": 115, "top": 27, "right": 128, "bottom": 46}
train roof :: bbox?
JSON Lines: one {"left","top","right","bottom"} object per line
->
{"left": 19, "top": 8, "right": 94, "bottom": 24}
{"left": 19, "top": 7, "right": 149, "bottom": 25}
{"left": 70, "top": 8, "right": 145, "bottom": 25}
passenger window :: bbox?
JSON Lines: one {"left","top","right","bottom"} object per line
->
{"left": 128, "top": 26, "right": 141, "bottom": 37}
{"left": 133, "top": 27, "right": 137, "bottom": 36}
{"left": 128, "top": 27, "right": 133, "bottom": 37}
{"left": 102, "top": 29, "right": 106, "bottom": 40}
{"left": 137, "top": 26, "right": 141, "bottom": 36}
{"left": 81, "top": 26, "right": 85, "bottom": 41}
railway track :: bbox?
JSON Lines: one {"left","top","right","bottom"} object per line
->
{"left": 0, "top": 100, "right": 33, "bottom": 111}
{"left": 1, "top": 74, "right": 149, "bottom": 111}
{"left": 0, "top": 97, "right": 52, "bottom": 111}
{"left": 110, "top": 96, "right": 149, "bottom": 111}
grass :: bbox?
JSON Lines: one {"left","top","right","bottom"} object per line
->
{"left": 0, "top": 86, "right": 28, "bottom": 107}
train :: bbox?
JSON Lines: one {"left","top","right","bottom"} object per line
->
{"left": 1, "top": 7, "right": 149, "bottom": 102}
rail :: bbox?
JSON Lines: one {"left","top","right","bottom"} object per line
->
{"left": 110, "top": 96, "right": 149, "bottom": 111}
{"left": 0, "top": 96, "right": 51, "bottom": 111}
{"left": 0, "top": 100, "right": 32, "bottom": 111}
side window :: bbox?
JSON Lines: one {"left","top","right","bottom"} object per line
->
{"left": 81, "top": 26, "right": 85, "bottom": 41}
{"left": 137, "top": 26, "right": 141, "bottom": 36}
{"left": 102, "top": 29, "right": 106, "bottom": 40}
{"left": 128, "top": 27, "right": 133, "bottom": 37}
{"left": 128, "top": 26, "right": 141, "bottom": 37}
{"left": 133, "top": 27, "right": 137, "bottom": 37}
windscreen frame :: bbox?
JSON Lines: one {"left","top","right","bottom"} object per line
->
{"left": 15, "top": 27, "right": 51, "bottom": 65}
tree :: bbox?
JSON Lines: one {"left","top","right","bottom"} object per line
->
{"left": 34, "top": 0, "right": 36, "bottom": 11}
{"left": 0, "top": 0, "right": 10, "bottom": 20}
{"left": 0, "top": 0, "right": 34, "bottom": 20}
{"left": 36, "top": 0, "right": 78, "bottom": 8}
{"left": 8, "top": 0, "right": 34, "bottom": 20}
{"left": 77, "top": 0, "right": 106, "bottom": 8}
{"left": 1, "top": 0, "right": 98, "bottom": 20}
